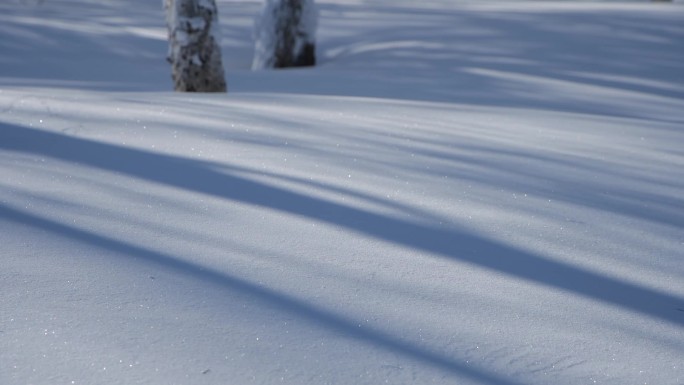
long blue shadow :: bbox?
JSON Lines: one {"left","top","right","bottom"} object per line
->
{"left": 1, "top": 123, "right": 682, "bottom": 327}
{"left": 0, "top": 203, "right": 522, "bottom": 385}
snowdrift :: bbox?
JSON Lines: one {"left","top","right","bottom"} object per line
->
{"left": 1, "top": 1, "right": 683, "bottom": 384}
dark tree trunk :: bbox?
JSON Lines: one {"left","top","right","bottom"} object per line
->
{"left": 253, "top": 0, "right": 317, "bottom": 70}
{"left": 164, "top": 0, "right": 226, "bottom": 92}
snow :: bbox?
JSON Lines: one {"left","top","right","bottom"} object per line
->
{"left": 1, "top": 0, "right": 683, "bottom": 384}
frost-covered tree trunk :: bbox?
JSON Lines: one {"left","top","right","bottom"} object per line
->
{"left": 253, "top": 0, "right": 317, "bottom": 70}
{"left": 164, "top": 0, "right": 226, "bottom": 92}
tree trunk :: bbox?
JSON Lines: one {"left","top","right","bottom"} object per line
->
{"left": 164, "top": 0, "right": 226, "bottom": 92}
{"left": 253, "top": 0, "right": 317, "bottom": 70}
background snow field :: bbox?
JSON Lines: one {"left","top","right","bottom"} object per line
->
{"left": 1, "top": 0, "right": 683, "bottom": 384}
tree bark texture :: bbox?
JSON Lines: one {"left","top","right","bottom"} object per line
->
{"left": 253, "top": 0, "right": 317, "bottom": 70}
{"left": 164, "top": 0, "right": 226, "bottom": 92}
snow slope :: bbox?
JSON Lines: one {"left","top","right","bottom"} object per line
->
{"left": 1, "top": 1, "right": 683, "bottom": 384}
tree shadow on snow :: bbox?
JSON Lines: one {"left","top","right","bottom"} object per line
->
{"left": 236, "top": 3, "right": 684, "bottom": 123}
{"left": 0, "top": 203, "right": 524, "bottom": 385}
{"left": 2, "top": 122, "right": 683, "bottom": 328}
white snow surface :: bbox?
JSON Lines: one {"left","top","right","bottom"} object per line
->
{"left": 1, "top": 1, "right": 683, "bottom": 384}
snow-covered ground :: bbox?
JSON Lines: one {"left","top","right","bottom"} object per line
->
{"left": 1, "top": 1, "right": 683, "bottom": 384}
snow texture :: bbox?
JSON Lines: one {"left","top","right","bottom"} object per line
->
{"left": 1, "top": 0, "right": 683, "bottom": 384}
